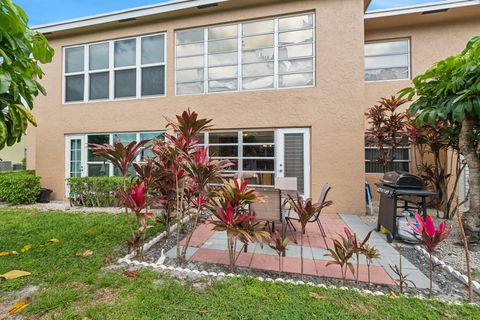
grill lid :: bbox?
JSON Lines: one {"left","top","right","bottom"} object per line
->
{"left": 380, "top": 171, "right": 424, "bottom": 189}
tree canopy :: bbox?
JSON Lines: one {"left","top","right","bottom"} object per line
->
{"left": 0, "top": 0, "right": 54, "bottom": 149}
{"left": 400, "top": 36, "right": 480, "bottom": 231}
{"left": 399, "top": 36, "right": 480, "bottom": 126}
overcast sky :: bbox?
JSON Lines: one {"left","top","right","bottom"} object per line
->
{"left": 16, "top": 0, "right": 442, "bottom": 26}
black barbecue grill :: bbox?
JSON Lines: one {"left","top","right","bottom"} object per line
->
{"left": 375, "top": 171, "right": 437, "bottom": 243}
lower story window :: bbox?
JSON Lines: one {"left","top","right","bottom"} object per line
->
{"left": 66, "top": 128, "right": 310, "bottom": 196}
{"left": 365, "top": 146, "right": 410, "bottom": 173}
{"left": 197, "top": 130, "right": 276, "bottom": 187}
{"left": 67, "top": 131, "right": 164, "bottom": 178}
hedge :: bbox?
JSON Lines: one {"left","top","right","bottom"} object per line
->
{"left": 0, "top": 171, "right": 41, "bottom": 205}
{"left": 67, "top": 176, "right": 124, "bottom": 207}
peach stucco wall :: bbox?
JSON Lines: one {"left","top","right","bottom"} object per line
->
{"left": 30, "top": 0, "right": 367, "bottom": 214}
{"left": 364, "top": 7, "right": 480, "bottom": 199}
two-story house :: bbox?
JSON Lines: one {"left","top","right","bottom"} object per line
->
{"left": 30, "top": 0, "right": 480, "bottom": 214}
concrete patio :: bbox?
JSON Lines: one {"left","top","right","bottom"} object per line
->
{"left": 165, "top": 213, "right": 432, "bottom": 288}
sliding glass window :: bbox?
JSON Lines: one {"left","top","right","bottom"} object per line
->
{"left": 176, "top": 13, "right": 315, "bottom": 95}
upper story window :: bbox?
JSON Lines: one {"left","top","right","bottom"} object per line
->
{"left": 364, "top": 39, "right": 410, "bottom": 82}
{"left": 175, "top": 13, "right": 315, "bottom": 96}
{"left": 64, "top": 33, "right": 166, "bottom": 103}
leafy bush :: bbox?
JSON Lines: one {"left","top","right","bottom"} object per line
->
{"left": 67, "top": 177, "right": 123, "bottom": 207}
{"left": 0, "top": 171, "right": 41, "bottom": 204}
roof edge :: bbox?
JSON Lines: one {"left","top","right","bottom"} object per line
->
{"left": 365, "top": 0, "right": 480, "bottom": 19}
{"left": 33, "top": 0, "right": 228, "bottom": 34}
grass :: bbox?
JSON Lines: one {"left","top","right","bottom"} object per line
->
{"left": 0, "top": 209, "right": 479, "bottom": 319}
{"left": 472, "top": 268, "right": 480, "bottom": 282}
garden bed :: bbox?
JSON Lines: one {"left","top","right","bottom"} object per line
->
{"left": 133, "top": 219, "right": 456, "bottom": 300}
{"left": 360, "top": 206, "right": 480, "bottom": 302}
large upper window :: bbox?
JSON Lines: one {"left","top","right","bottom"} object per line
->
{"left": 64, "top": 34, "right": 166, "bottom": 103}
{"left": 175, "top": 13, "right": 315, "bottom": 95}
{"left": 364, "top": 39, "right": 410, "bottom": 82}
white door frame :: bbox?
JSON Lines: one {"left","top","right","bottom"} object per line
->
{"left": 65, "top": 135, "right": 87, "bottom": 196}
{"left": 276, "top": 128, "right": 310, "bottom": 197}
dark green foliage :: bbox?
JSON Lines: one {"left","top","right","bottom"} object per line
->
{"left": 67, "top": 176, "right": 124, "bottom": 207}
{"left": 0, "top": 0, "right": 54, "bottom": 149}
{"left": 0, "top": 171, "right": 40, "bottom": 204}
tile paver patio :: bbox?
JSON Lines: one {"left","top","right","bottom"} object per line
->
{"left": 166, "top": 213, "right": 432, "bottom": 288}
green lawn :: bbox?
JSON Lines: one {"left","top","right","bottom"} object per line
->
{"left": 0, "top": 209, "right": 478, "bottom": 319}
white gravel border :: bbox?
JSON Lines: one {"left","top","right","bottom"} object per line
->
{"left": 116, "top": 221, "right": 479, "bottom": 307}
{"left": 414, "top": 246, "right": 480, "bottom": 295}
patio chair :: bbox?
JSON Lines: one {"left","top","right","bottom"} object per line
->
{"left": 251, "top": 187, "right": 283, "bottom": 236}
{"left": 285, "top": 183, "right": 332, "bottom": 248}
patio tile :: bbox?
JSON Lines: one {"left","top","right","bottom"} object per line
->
{"left": 282, "top": 256, "right": 317, "bottom": 276}
{"left": 315, "top": 260, "right": 395, "bottom": 285}
{"left": 179, "top": 222, "right": 214, "bottom": 248}
{"left": 254, "top": 244, "right": 278, "bottom": 256}
{"left": 311, "top": 247, "right": 330, "bottom": 260}
{"left": 284, "top": 244, "right": 313, "bottom": 259}
{"left": 165, "top": 246, "right": 198, "bottom": 261}
{"left": 191, "top": 248, "right": 228, "bottom": 264}
{"left": 250, "top": 253, "right": 282, "bottom": 272}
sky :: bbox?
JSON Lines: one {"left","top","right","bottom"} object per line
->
{"left": 16, "top": 0, "right": 444, "bottom": 26}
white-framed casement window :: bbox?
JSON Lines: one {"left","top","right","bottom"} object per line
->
{"left": 63, "top": 33, "right": 166, "bottom": 103}
{"left": 66, "top": 131, "right": 164, "bottom": 178}
{"left": 364, "top": 136, "right": 411, "bottom": 173}
{"left": 175, "top": 13, "right": 315, "bottom": 95}
{"left": 364, "top": 38, "right": 410, "bottom": 82}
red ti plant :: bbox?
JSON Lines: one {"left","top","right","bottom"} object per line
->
{"left": 179, "top": 146, "right": 232, "bottom": 263}
{"left": 117, "top": 181, "right": 156, "bottom": 257}
{"left": 365, "top": 96, "right": 409, "bottom": 173}
{"left": 325, "top": 230, "right": 355, "bottom": 284}
{"left": 409, "top": 213, "right": 450, "bottom": 297}
{"left": 209, "top": 179, "right": 270, "bottom": 272}
{"left": 287, "top": 195, "right": 323, "bottom": 275}
{"left": 344, "top": 228, "right": 373, "bottom": 283}
{"left": 269, "top": 231, "right": 289, "bottom": 275}
{"left": 362, "top": 244, "right": 380, "bottom": 285}
{"left": 91, "top": 138, "right": 149, "bottom": 247}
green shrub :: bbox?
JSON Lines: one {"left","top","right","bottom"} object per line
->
{"left": 0, "top": 171, "right": 41, "bottom": 204}
{"left": 67, "top": 177, "right": 124, "bottom": 207}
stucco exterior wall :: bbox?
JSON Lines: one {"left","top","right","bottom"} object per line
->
{"left": 30, "top": 0, "right": 367, "bottom": 214}
{"left": 364, "top": 8, "right": 480, "bottom": 199}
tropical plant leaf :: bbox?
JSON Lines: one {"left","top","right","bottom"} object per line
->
{"left": 1, "top": 270, "right": 31, "bottom": 280}
{"left": 0, "top": 250, "right": 19, "bottom": 256}
{"left": 75, "top": 250, "right": 93, "bottom": 257}
{"left": 8, "top": 297, "right": 31, "bottom": 315}
{"left": 20, "top": 244, "right": 31, "bottom": 253}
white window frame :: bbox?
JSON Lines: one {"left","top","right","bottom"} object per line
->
{"left": 65, "top": 131, "right": 164, "bottom": 179}
{"left": 197, "top": 128, "right": 310, "bottom": 196}
{"left": 175, "top": 13, "right": 316, "bottom": 96}
{"left": 364, "top": 145, "right": 412, "bottom": 174}
{"left": 63, "top": 33, "right": 167, "bottom": 104}
{"left": 364, "top": 38, "right": 411, "bottom": 83}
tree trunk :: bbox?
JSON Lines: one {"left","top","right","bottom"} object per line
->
{"left": 459, "top": 115, "right": 480, "bottom": 240}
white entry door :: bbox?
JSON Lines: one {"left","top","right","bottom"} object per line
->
{"left": 65, "top": 136, "right": 87, "bottom": 195}
{"left": 276, "top": 128, "right": 310, "bottom": 197}
{"left": 65, "top": 135, "right": 87, "bottom": 196}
